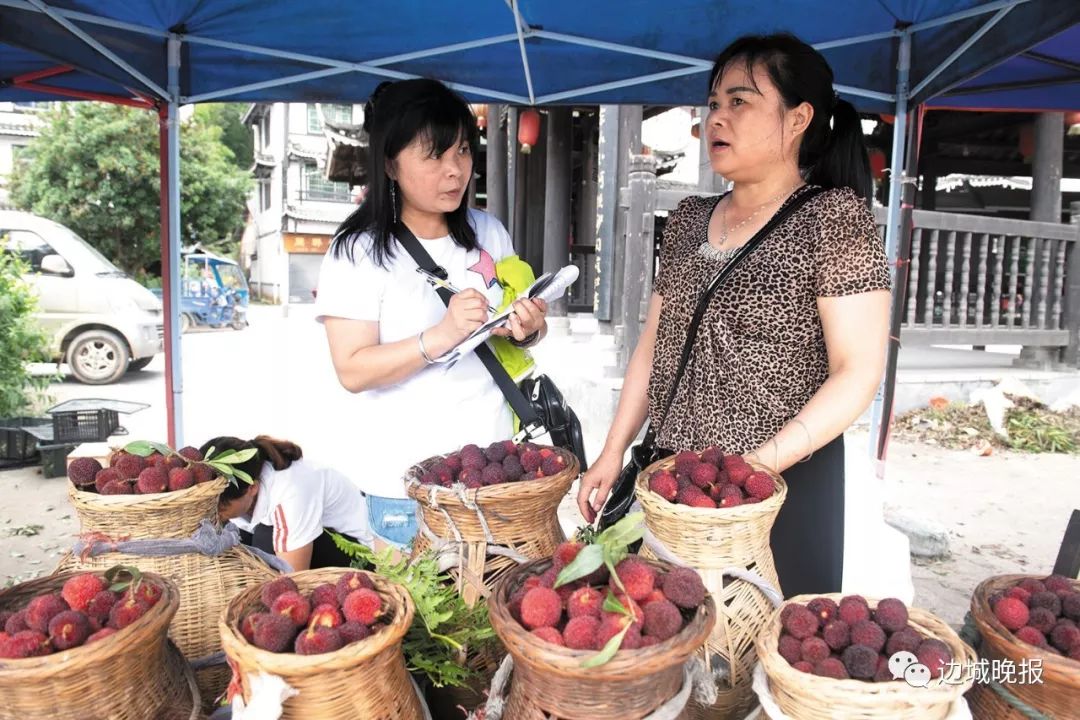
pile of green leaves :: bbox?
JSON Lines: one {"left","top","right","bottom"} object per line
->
{"left": 0, "top": 252, "right": 52, "bottom": 418}
{"left": 330, "top": 534, "right": 497, "bottom": 688}
{"left": 553, "top": 512, "right": 646, "bottom": 667}
{"left": 1006, "top": 399, "right": 1079, "bottom": 454}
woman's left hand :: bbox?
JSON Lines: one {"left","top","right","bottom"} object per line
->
{"left": 492, "top": 298, "right": 548, "bottom": 342}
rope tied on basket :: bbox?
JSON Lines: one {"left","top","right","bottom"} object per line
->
{"left": 472, "top": 655, "right": 716, "bottom": 720}
{"left": 70, "top": 520, "right": 292, "bottom": 574}
{"left": 958, "top": 612, "right": 1051, "bottom": 720}
{"left": 75, "top": 531, "right": 131, "bottom": 561}
{"left": 634, "top": 501, "right": 784, "bottom": 687}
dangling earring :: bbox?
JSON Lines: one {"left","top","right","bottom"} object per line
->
{"left": 389, "top": 181, "right": 398, "bottom": 225}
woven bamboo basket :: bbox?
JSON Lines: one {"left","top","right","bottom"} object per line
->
{"left": 407, "top": 447, "right": 580, "bottom": 607}
{"left": 69, "top": 475, "right": 228, "bottom": 538}
{"left": 57, "top": 542, "right": 277, "bottom": 712}
{"left": 488, "top": 558, "right": 716, "bottom": 719}
{"left": 965, "top": 574, "right": 1080, "bottom": 719}
{"left": 635, "top": 457, "right": 786, "bottom": 720}
{"left": 0, "top": 570, "right": 200, "bottom": 720}
{"left": 756, "top": 593, "right": 976, "bottom": 720}
{"left": 220, "top": 567, "right": 424, "bottom": 719}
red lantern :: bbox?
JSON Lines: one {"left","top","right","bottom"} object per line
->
{"left": 473, "top": 104, "right": 488, "bottom": 131}
{"left": 1018, "top": 123, "right": 1035, "bottom": 160}
{"left": 868, "top": 149, "right": 887, "bottom": 180}
{"left": 518, "top": 108, "right": 541, "bottom": 154}
{"left": 879, "top": 114, "right": 895, "bottom": 125}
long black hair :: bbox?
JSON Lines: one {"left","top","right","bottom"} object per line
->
{"left": 199, "top": 435, "right": 303, "bottom": 501}
{"left": 710, "top": 34, "right": 872, "bottom": 202}
{"left": 331, "top": 78, "right": 480, "bottom": 267}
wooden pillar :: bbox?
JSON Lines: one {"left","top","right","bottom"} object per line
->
{"left": 543, "top": 107, "right": 572, "bottom": 317}
{"left": 485, "top": 104, "right": 508, "bottom": 225}
{"left": 1065, "top": 201, "right": 1080, "bottom": 367}
{"left": 595, "top": 106, "right": 619, "bottom": 322}
{"left": 508, "top": 108, "right": 528, "bottom": 257}
{"left": 611, "top": 105, "right": 642, "bottom": 330}
{"left": 1021, "top": 112, "right": 1065, "bottom": 367}
{"left": 619, "top": 155, "right": 658, "bottom": 368}
{"left": 525, "top": 112, "right": 547, "bottom": 274}
{"left": 1031, "top": 113, "right": 1064, "bottom": 223}
{"left": 576, "top": 112, "right": 599, "bottom": 313}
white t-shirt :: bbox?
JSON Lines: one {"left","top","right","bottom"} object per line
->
{"left": 314, "top": 209, "right": 515, "bottom": 498}
{"left": 247, "top": 459, "right": 372, "bottom": 553}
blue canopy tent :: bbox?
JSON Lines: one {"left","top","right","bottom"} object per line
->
{"left": 1, "top": 0, "right": 1079, "bottom": 452}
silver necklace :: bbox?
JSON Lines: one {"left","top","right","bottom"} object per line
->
{"left": 698, "top": 183, "right": 804, "bottom": 263}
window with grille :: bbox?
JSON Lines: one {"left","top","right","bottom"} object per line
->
{"left": 307, "top": 103, "right": 353, "bottom": 133}
{"left": 302, "top": 162, "right": 350, "bottom": 202}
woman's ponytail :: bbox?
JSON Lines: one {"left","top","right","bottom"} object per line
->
{"left": 250, "top": 435, "right": 303, "bottom": 471}
{"left": 807, "top": 98, "right": 872, "bottom": 203}
{"left": 198, "top": 434, "right": 303, "bottom": 501}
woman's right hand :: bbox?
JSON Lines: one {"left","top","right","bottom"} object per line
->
{"left": 427, "top": 288, "right": 489, "bottom": 352}
{"left": 576, "top": 450, "right": 625, "bottom": 524}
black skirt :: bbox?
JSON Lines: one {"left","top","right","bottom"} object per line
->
{"left": 769, "top": 434, "right": 845, "bottom": 597}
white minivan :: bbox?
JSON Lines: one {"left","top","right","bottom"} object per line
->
{"left": 0, "top": 211, "right": 163, "bottom": 384}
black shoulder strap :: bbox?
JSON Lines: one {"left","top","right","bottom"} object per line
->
{"left": 393, "top": 223, "right": 545, "bottom": 435}
{"left": 652, "top": 186, "right": 825, "bottom": 438}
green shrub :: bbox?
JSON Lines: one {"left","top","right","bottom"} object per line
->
{"left": 0, "top": 252, "right": 52, "bottom": 417}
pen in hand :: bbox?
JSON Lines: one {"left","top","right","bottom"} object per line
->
{"left": 415, "top": 267, "right": 499, "bottom": 314}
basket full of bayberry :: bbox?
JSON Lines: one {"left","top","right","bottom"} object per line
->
{"left": 0, "top": 568, "right": 198, "bottom": 720}
{"left": 967, "top": 573, "right": 1080, "bottom": 719}
{"left": 406, "top": 441, "right": 580, "bottom": 607}
{"left": 755, "top": 594, "right": 976, "bottom": 720}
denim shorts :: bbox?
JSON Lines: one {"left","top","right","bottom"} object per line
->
{"left": 366, "top": 495, "right": 419, "bottom": 549}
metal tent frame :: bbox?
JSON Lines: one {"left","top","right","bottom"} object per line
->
{"left": 0, "top": 0, "right": 1068, "bottom": 459}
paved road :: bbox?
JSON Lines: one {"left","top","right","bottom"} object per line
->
{"left": 42, "top": 303, "right": 358, "bottom": 467}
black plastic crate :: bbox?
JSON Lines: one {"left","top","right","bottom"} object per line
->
{"left": 0, "top": 417, "right": 51, "bottom": 461}
{"left": 39, "top": 442, "right": 78, "bottom": 479}
{"left": 51, "top": 408, "right": 121, "bottom": 443}
{"left": 45, "top": 399, "right": 147, "bottom": 444}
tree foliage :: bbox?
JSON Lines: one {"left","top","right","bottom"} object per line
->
{"left": 10, "top": 103, "right": 251, "bottom": 276}
{"left": 0, "top": 252, "right": 52, "bottom": 418}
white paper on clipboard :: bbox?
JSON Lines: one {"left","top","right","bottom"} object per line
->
{"left": 434, "top": 264, "right": 579, "bottom": 364}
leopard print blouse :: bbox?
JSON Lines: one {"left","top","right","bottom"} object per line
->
{"left": 648, "top": 185, "right": 891, "bottom": 454}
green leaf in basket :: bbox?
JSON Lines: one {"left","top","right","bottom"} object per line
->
{"left": 602, "top": 544, "right": 629, "bottom": 592}
{"left": 207, "top": 461, "right": 233, "bottom": 476}
{"left": 596, "top": 511, "right": 645, "bottom": 550}
{"left": 554, "top": 543, "right": 604, "bottom": 588}
{"left": 232, "top": 468, "right": 254, "bottom": 485}
{"left": 202, "top": 445, "right": 216, "bottom": 461}
{"left": 123, "top": 441, "right": 155, "bottom": 457}
{"left": 104, "top": 564, "right": 142, "bottom": 592}
{"left": 582, "top": 623, "right": 631, "bottom": 668}
{"left": 209, "top": 449, "right": 237, "bottom": 462}
{"left": 220, "top": 448, "right": 257, "bottom": 464}
{"left": 602, "top": 590, "right": 630, "bottom": 616}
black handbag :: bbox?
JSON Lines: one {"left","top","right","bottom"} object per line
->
{"left": 596, "top": 187, "right": 824, "bottom": 530}
{"left": 395, "top": 223, "right": 589, "bottom": 471}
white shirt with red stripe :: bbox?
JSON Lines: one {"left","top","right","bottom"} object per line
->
{"left": 247, "top": 459, "right": 372, "bottom": 553}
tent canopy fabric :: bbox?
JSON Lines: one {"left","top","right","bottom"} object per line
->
{"left": 1, "top": 0, "right": 1079, "bottom": 113}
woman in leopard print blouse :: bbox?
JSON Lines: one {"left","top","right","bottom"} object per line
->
{"left": 579, "top": 34, "right": 891, "bottom": 596}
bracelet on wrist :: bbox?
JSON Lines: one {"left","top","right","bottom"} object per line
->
{"left": 510, "top": 330, "right": 540, "bottom": 348}
{"left": 417, "top": 331, "right": 436, "bottom": 364}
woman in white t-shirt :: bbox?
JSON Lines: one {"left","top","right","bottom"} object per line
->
{"left": 314, "top": 79, "right": 548, "bottom": 548}
{"left": 200, "top": 435, "right": 373, "bottom": 571}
